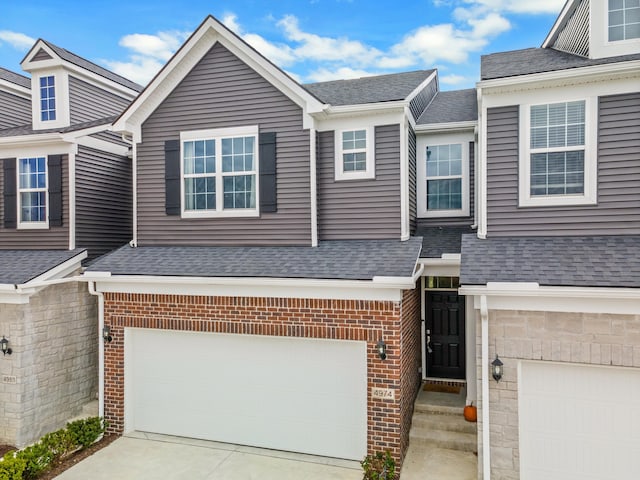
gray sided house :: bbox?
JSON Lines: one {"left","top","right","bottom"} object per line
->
{"left": 0, "top": 40, "right": 140, "bottom": 446}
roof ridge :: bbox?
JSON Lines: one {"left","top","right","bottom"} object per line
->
{"left": 303, "top": 69, "right": 434, "bottom": 87}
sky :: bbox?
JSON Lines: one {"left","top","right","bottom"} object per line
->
{"left": 0, "top": 0, "right": 566, "bottom": 90}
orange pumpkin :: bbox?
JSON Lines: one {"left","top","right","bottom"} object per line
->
{"left": 463, "top": 402, "right": 477, "bottom": 422}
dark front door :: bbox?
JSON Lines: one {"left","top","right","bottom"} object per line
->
{"left": 426, "top": 291, "right": 465, "bottom": 379}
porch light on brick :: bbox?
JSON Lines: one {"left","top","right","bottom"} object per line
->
{"left": 1, "top": 336, "right": 12, "bottom": 356}
{"left": 377, "top": 339, "right": 387, "bottom": 360}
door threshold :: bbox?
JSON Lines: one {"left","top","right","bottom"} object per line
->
{"left": 424, "top": 377, "right": 466, "bottom": 387}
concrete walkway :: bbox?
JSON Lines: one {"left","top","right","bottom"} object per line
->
{"left": 400, "top": 444, "right": 477, "bottom": 479}
{"left": 55, "top": 432, "right": 362, "bottom": 480}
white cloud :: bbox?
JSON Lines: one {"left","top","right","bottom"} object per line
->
{"left": 440, "top": 73, "right": 471, "bottom": 86}
{"left": 306, "top": 66, "right": 378, "bottom": 82}
{"left": 462, "top": 0, "right": 565, "bottom": 15}
{"left": 0, "top": 30, "right": 35, "bottom": 50}
{"left": 277, "top": 15, "right": 382, "bottom": 66}
{"left": 102, "top": 30, "right": 189, "bottom": 85}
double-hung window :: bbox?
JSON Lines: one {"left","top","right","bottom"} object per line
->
{"left": 40, "top": 76, "right": 56, "bottom": 122}
{"left": 18, "top": 157, "right": 48, "bottom": 227}
{"left": 520, "top": 99, "right": 596, "bottom": 207}
{"left": 609, "top": 0, "right": 640, "bottom": 41}
{"left": 426, "top": 144, "right": 463, "bottom": 211}
{"left": 181, "top": 126, "right": 258, "bottom": 217}
{"left": 335, "top": 127, "right": 374, "bottom": 180}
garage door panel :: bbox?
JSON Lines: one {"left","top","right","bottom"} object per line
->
{"left": 126, "top": 329, "right": 367, "bottom": 460}
{"left": 520, "top": 361, "right": 640, "bottom": 480}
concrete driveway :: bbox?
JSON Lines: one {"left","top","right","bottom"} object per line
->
{"left": 55, "top": 432, "right": 362, "bottom": 480}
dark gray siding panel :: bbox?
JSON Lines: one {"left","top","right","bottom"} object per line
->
{"left": 0, "top": 91, "right": 31, "bottom": 128}
{"left": 409, "top": 79, "right": 437, "bottom": 120}
{"left": 408, "top": 125, "right": 417, "bottom": 234}
{"left": 75, "top": 146, "right": 132, "bottom": 257}
{"left": 90, "top": 131, "right": 130, "bottom": 147}
{"left": 69, "top": 76, "right": 130, "bottom": 124}
{"left": 32, "top": 48, "right": 52, "bottom": 61}
{"left": 0, "top": 155, "right": 69, "bottom": 249}
{"left": 317, "top": 124, "right": 401, "bottom": 240}
{"left": 416, "top": 140, "right": 475, "bottom": 229}
{"left": 137, "top": 42, "right": 311, "bottom": 246}
{"left": 487, "top": 94, "right": 640, "bottom": 236}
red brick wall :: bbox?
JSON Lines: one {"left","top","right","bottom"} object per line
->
{"left": 399, "top": 286, "right": 422, "bottom": 460}
{"left": 103, "top": 291, "right": 418, "bottom": 464}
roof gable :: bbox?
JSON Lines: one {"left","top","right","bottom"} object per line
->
{"left": 113, "top": 15, "right": 327, "bottom": 139}
{"left": 21, "top": 39, "right": 142, "bottom": 94}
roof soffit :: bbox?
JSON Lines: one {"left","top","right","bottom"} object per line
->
{"left": 115, "top": 16, "right": 327, "bottom": 138}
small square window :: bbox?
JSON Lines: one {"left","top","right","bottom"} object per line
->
{"left": 334, "top": 128, "right": 375, "bottom": 180}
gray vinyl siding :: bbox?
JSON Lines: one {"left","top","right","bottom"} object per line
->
{"left": 90, "top": 131, "right": 130, "bottom": 147}
{"left": 409, "top": 79, "right": 437, "bottom": 121}
{"left": 415, "top": 141, "right": 475, "bottom": 229}
{"left": 0, "top": 155, "right": 69, "bottom": 249}
{"left": 137, "top": 42, "right": 311, "bottom": 246}
{"left": 75, "top": 146, "right": 132, "bottom": 257}
{"left": 486, "top": 94, "right": 640, "bottom": 236}
{"left": 317, "top": 124, "right": 401, "bottom": 240}
{"left": 0, "top": 91, "right": 31, "bottom": 128}
{"left": 408, "top": 124, "right": 417, "bottom": 234}
{"left": 32, "top": 48, "right": 52, "bottom": 61}
{"left": 69, "top": 76, "right": 131, "bottom": 124}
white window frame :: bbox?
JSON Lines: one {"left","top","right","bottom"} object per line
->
{"left": 417, "top": 132, "right": 471, "bottom": 218}
{"left": 519, "top": 97, "right": 597, "bottom": 207}
{"left": 334, "top": 127, "right": 374, "bottom": 181}
{"left": 607, "top": 0, "right": 640, "bottom": 43}
{"left": 17, "top": 156, "right": 49, "bottom": 230}
{"left": 180, "top": 125, "right": 260, "bottom": 219}
{"left": 39, "top": 75, "right": 56, "bottom": 122}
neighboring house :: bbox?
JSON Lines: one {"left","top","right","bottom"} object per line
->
{"left": 78, "top": 0, "right": 640, "bottom": 478}
{"left": 0, "top": 41, "right": 140, "bottom": 447}
{"left": 459, "top": 1, "right": 640, "bottom": 479}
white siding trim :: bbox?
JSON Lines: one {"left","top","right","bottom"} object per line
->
{"left": 68, "top": 146, "right": 76, "bottom": 249}
{"left": 400, "top": 117, "right": 409, "bottom": 240}
{"left": 309, "top": 128, "right": 318, "bottom": 247}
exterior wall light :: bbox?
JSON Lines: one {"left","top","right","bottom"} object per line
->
{"left": 1, "top": 336, "right": 12, "bottom": 356}
{"left": 377, "top": 339, "right": 387, "bottom": 360}
{"left": 102, "top": 326, "right": 113, "bottom": 343}
{"left": 491, "top": 355, "right": 504, "bottom": 382}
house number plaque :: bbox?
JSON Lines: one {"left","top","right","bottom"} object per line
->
{"left": 372, "top": 387, "right": 395, "bottom": 400}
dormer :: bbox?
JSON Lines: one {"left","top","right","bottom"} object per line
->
{"left": 20, "top": 39, "right": 142, "bottom": 131}
{"left": 544, "top": 0, "right": 640, "bottom": 59}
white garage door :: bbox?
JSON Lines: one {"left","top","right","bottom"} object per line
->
{"left": 125, "top": 328, "right": 368, "bottom": 460}
{"left": 519, "top": 361, "right": 640, "bottom": 480}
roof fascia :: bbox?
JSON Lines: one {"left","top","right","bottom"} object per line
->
{"left": 478, "top": 59, "right": 640, "bottom": 91}
{"left": 0, "top": 79, "right": 30, "bottom": 99}
{"left": 461, "top": 283, "right": 640, "bottom": 315}
{"left": 113, "top": 16, "right": 327, "bottom": 139}
{"left": 414, "top": 120, "right": 477, "bottom": 133}
{"left": 316, "top": 100, "right": 407, "bottom": 120}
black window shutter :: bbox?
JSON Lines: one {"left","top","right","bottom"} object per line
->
{"left": 48, "top": 155, "right": 63, "bottom": 227}
{"left": 165, "top": 139, "right": 181, "bottom": 215}
{"left": 2, "top": 158, "right": 17, "bottom": 228}
{"left": 259, "top": 132, "right": 277, "bottom": 213}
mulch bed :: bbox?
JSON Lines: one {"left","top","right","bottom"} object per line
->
{"left": 0, "top": 434, "right": 118, "bottom": 480}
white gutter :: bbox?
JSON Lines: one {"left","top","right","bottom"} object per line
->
{"left": 88, "top": 281, "right": 105, "bottom": 420}
{"left": 413, "top": 121, "right": 477, "bottom": 133}
{"left": 480, "top": 294, "right": 491, "bottom": 480}
{"left": 460, "top": 282, "right": 640, "bottom": 300}
{"left": 309, "top": 128, "right": 318, "bottom": 247}
{"left": 477, "top": 87, "right": 487, "bottom": 238}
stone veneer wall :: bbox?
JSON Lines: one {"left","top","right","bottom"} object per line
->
{"left": 0, "top": 278, "right": 98, "bottom": 446}
{"left": 103, "top": 288, "right": 421, "bottom": 467}
{"left": 476, "top": 309, "right": 640, "bottom": 480}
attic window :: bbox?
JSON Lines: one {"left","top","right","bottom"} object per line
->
{"left": 40, "top": 76, "right": 56, "bottom": 121}
{"left": 609, "top": 0, "right": 640, "bottom": 41}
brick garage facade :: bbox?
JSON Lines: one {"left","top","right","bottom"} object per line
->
{"left": 103, "top": 286, "right": 421, "bottom": 466}
{"left": 477, "top": 309, "right": 640, "bottom": 480}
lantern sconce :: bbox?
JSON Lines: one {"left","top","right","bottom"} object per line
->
{"left": 102, "top": 326, "right": 113, "bottom": 343}
{"left": 376, "top": 339, "right": 387, "bottom": 360}
{"left": 1, "top": 336, "right": 12, "bottom": 356}
{"left": 491, "top": 355, "right": 504, "bottom": 382}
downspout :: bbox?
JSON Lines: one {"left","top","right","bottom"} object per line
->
{"left": 480, "top": 294, "right": 491, "bottom": 479}
{"left": 130, "top": 138, "right": 138, "bottom": 247}
{"left": 309, "top": 127, "right": 318, "bottom": 247}
{"left": 88, "top": 281, "right": 105, "bottom": 420}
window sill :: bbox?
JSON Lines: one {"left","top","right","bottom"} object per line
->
{"left": 17, "top": 222, "right": 50, "bottom": 230}
{"left": 518, "top": 194, "right": 597, "bottom": 208}
{"left": 181, "top": 209, "right": 260, "bottom": 219}
{"left": 419, "top": 209, "right": 469, "bottom": 218}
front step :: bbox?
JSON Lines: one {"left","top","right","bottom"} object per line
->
{"left": 409, "top": 388, "right": 478, "bottom": 454}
